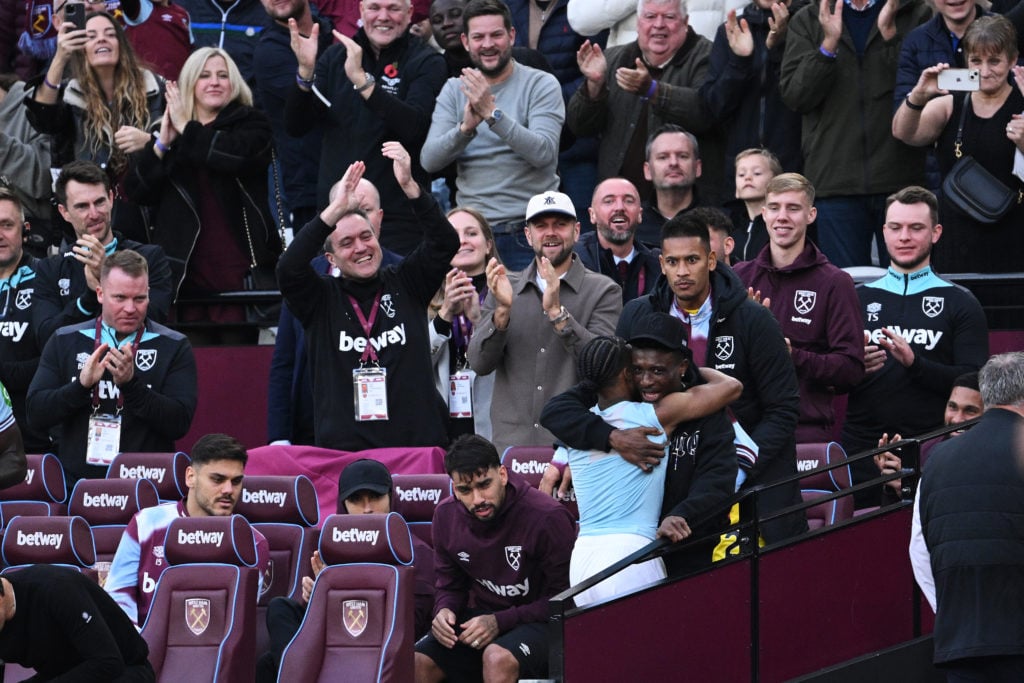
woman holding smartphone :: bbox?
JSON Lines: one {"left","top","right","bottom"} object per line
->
{"left": 25, "top": 9, "right": 163, "bottom": 243}
{"left": 892, "top": 15, "right": 1024, "bottom": 274}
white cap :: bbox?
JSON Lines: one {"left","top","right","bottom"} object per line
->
{"left": 525, "top": 191, "right": 576, "bottom": 222}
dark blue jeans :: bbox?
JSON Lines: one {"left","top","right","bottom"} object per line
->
{"left": 815, "top": 194, "right": 890, "bottom": 268}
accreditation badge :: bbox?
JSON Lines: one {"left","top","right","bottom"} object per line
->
{"left": 448, "top": 369, "right": 474, "bottom": 418}
{"left": 353, "top": 367, "right": 388, "bottom": 421}
{"left": 86, "top": 413, "right": 122, "bottom": 466}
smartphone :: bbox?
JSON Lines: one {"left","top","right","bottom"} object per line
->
{"left": 65, "top": 2, "right": 87, "bottom": 30}
{"left": 937, "top": 68, "right": 980, "bottom": 92}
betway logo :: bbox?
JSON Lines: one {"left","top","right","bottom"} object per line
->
{"left": 331, "top": 527, "right": 380, "bottom": 545}
{"left": 242, "top": 489, "right": 287, "bottom": 507}
{"left": 867, "top": 327, "right": 943, "bottom": 351}
{"left": 0, "top": 321, "right": 28, "bottom": 342}
{"left": 97, "top": 380, "right": 120, "bottom": 400}
{"left": 24, "top": 469, "right": 35, "bottom": 486}
{"left": 338, "top": 323, "right": 407, "bottom": 353}
{"left": 17, "top": 530, "right": 63, "bottom": 547}
{"left": 511, "top": 461, "right": 547, "bottom": 475}
{"left": 177, "top": 529, "right": 224, "bottom": 546}
{"left": 119, "top": 465, "right": 166, "bottom": 483}
{"left": 396, "top": 486, "right": 441, "bottom": 504}
{"left": 83, "top": 492, "right": 130, "bottom": 510}
{"left": 477, "top": 577, "right": 530, "bottom": 598}
{"left": 796, "top": 460, "right": 820, "bottom": 472}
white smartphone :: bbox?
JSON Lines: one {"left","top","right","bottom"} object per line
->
{"left": 937, "top": 68, "right": 980, "bottom": 91}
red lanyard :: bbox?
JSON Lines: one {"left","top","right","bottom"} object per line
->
{"left": 347, "top": 290, "right": 383, "bottom": 363}
{"left": 91, "top": 317, "right": 145, "bottom": 413}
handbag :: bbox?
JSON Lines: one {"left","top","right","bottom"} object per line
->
{"left": 242, "top": 150, "right": 289, "bottom": 326}
{"left": 941, "top": 94, "right": 1020, "bottom": 224}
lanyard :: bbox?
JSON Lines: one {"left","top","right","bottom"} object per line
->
{"left": 91, "top": 317, "right": 145, "bottom": 413}
{"left": 347, "top": 289, "right": 383, "bottom": 364}
{"left": 450, "top": 285, "right": 488, "bottom": 358}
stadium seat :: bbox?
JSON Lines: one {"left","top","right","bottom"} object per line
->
{"left": 67, "top": 478, "right": 161, "bottom": 586}
{"left": 142, "top": 515, "right": 261, "bottom": 683}
{"left": 277, "top": 513, "right": 415, "bottom": 683}
{"left": 796, "top": 443, "right": 854, "bottom": 529}
{"left": 0, "top": 453, "right": 68, "bottom": 520}
{"left": 107, "top": 451, "right": 190, "bottom": 502}
{"left": 1, "top": 514, "right": 96, "bottom": 572}
{"left": 390, "top": 473, "right": 451, "bottom": 547}
{"left": 233, "top": 475, "right": 320, "bottom": 655}
{"left": 500, "top": 446, "right": 555, "bottom": 488}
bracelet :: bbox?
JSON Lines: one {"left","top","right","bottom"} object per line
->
{"left": 904, "top": 94, "right": 925, "bottom": 111}
{"left": 43, "top": 76, "right": 60, "bottom": 90}
{"left": 354, "top": 72, "right": 375, "bottom": 92}
{"left": 818, "top": 44, "right": 837, "bottom": 59}
{"left": 295, "top": 71, "right": 314, "bottom": 88}
{"left": 641, "top": 79, "right": 658, "bottom": 102}
{"left": 154, "top": 138, "right": 170, "bottom": 154}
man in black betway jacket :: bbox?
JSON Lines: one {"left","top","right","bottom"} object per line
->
{"left": 277, "top": 148, "right": 458, "bottom": 452}
{"left": 618, "top": 213, "right": 805, "bottom": 543}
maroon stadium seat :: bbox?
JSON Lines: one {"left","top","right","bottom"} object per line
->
{"left": 0, "top": 453, "right": 68, "bottom": 519}
{"left": 500, "top": 446, "right": 555, "bottom": 488}
{"left": 390, "top": 473, "right": 451, "bottom": 547}
{"left": 277, "top": 513, "right": 415, "bottom": 683}
{"left": 106, "top": 452, "right": 190, "bottom": 502}
{"left": 233, "top": 474, "right": 320, "bottom": 656}
{"left": 67, "top": 478, "right": 160, "bottom": 586}
{"left": 796, "top": 442, "right": 854, "bottom": 529}
{"left": 1, "top": 514, "right": 96, "bottom": 571}
{"left": 141, "top": 515, "right": 260, "bottom": 683}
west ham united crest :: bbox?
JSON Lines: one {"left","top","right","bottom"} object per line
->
{"left": 15, "top": 288, "right": 32, "bottom": 310}
{"left": 505, "top": 545, "right": 522, "bottom": 571}
{"left": 922, "top": 296, "right": 944, "bottom": 318}
{"left": 715, "top": 336, "right": 735, "bottom": 361}
{"left": 259, "top": 560, "right": 274, "bottom": 599}
{"left": 380, "top": 294, "right": 396, "bottom": 318}
{"left": 185, "top": 598, "right": 211, "bottom": 636}
{"left": 343, "top": 599, "right": 368, "bottom": 637}
{"left": 135, "top": 349, "right": 157, "bottom": 371}
{"left": 793, "top": 290, "right": 816, "bottom": 315}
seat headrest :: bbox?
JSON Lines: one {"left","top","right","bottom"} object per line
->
{"left": 795, "top": 442, "right": 847, "bottom": 471}
{"left": 0, "top": 453, "right": 67, "bottom": 503}
{"left": 319, "top": 512, "right": 413, "bottom": 566}
{"left": 234, "top": 475, "right": 319, "bottom": 526}
{"left": 106, "top": 452, "right": 190, "bottom": 500}
{"left": 164, "top": 515, "right": 258, "bottom": 567}
{"left": 501, "top": 446, "right": 554, "bottom": 485}
{"left": 68, "top": 478, "right": 160, "bottom": 525}
{"left": 391, "top": 474, "right": 451, "bottom": 522}
{"left": 1, "top": 515, "right": 95, "bottom": 567}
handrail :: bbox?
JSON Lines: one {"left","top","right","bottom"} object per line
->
{"left": 550, "top": 419, "right": 976, "bottom": 610}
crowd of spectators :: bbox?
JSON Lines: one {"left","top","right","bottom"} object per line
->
{"left": 0, "top": 0, "right": 1020, "bottom": 675}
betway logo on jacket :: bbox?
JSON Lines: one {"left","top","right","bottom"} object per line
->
{"left": 119, "top": 465, "right": 166, "bottom": 483}
{"left": 866, "top": 326, "right": 943, "bottom": 351}
{"left": 82, "top": 493, "right": 130, "bottom": 510}
{"left": 477, "top": 577, "right": 530, "bottom": 598}
{"left": 395, "top": 486, "right": 442, "bottom": 504}
{"left": 17, "top": 530, "right": 63, "bottom": 547}
{"left": 0, "top": 321, "right": 29, "bottom": 342}
{"left": 177, "top": 529, "right": 224, "bottom": 547}
{"left": 332, "top": 527, "right": 380, "bottom": 545}
{"left": 242, "top": 489, "right": 287, "bottom": 507}
{"left": 338, "top": 324, "right": 407, "bottom": 353}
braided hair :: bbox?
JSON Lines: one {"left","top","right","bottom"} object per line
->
{"left": 576, "top": 336, "right": 632, "bottom": 402}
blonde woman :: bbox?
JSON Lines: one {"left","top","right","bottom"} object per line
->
{"left": 126, "top": 48, "right": 280, "bottom": 340}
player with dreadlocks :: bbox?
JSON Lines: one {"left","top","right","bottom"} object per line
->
{"left": 545, "top": 320, "right": 741, "bottom": 607}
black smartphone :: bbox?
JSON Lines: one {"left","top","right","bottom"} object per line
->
{"left": 65, "top": 2, "right": 87, "bottom": 30}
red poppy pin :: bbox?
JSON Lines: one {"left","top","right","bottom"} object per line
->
{"left": 384, "top": 63, "right": 399, "bottom": 78}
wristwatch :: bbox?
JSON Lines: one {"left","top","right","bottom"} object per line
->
{"left": 486, "top": 108, "right": 504, "bottom": 126}
{"left": 354, "top": 72, "right": 375, "bottom": 92}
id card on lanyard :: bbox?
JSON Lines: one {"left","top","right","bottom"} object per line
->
{"left": 449, "top": 368, "right": 474, "bottom": 418}
{"left": 348, "top": 291, "right": 390, "bottom": 421}
{"left": 85, "top": 318, "right": 143, "bottom": 466}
